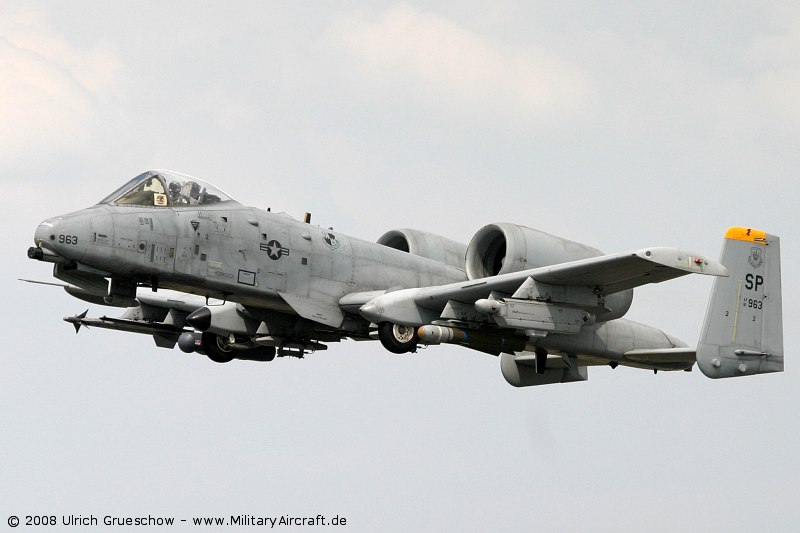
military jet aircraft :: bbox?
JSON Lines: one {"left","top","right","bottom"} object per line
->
{"left": 25, "top": 169, "right": 783, "bottom": 387}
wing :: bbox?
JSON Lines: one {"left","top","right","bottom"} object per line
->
{"left": 356, "top": 246, "right": 727, "bottom": 326}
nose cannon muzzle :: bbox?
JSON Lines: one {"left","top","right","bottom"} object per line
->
{"left": 27, "top": 246, "right": 44, "bottom": 260}
{"left": 26, "top": 245, "right": 75, "bottom": 267}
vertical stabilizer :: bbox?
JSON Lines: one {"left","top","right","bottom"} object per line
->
{"left": 697, "top": 227, "right": 783, "bottom": 378}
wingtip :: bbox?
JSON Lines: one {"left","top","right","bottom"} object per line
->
{"left": 635, "top": 247, "right": 728, "bottom": 277}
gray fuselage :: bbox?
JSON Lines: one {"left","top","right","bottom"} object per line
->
{"left": 35, "top": 202, "right": 467, "bottom": 316}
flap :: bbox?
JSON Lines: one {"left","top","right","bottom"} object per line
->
{"left": 280, "top": 293, "right": 345, "bottom": 328}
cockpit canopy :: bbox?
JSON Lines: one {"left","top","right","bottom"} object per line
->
{"left": 99, "top": 170, "right": 236, "bottom": 207}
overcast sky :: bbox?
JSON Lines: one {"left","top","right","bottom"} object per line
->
{"left": 2, "top": 2, "right": 798, "bottom": 531}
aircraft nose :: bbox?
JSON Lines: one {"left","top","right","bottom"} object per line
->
{"left": 34, "top": 217, "right": 61, "bottom": 249}
{"left": 31, "top": 211, "right": 92, "bottom": 263}
{"left": 28, "top": 217, "right": 72, "bottom": 265}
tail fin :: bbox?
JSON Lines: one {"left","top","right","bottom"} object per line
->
{"left": 697, "top": 227, "right": 783, "bottom": 378}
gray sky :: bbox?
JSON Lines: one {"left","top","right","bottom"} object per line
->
{"left": 2, "top": 2, "right": 798, "bottom": 531}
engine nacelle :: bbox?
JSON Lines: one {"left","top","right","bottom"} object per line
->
{"left": 465, "top": 223, "right": 633, "bottom": 321}
{"left": 378, "top": 228, "right": 466, "bottom": 270}
{"left": 466, "top": 223, "right": 603, "bottom": 278}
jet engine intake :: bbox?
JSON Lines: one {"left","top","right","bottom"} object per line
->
{"left": 466, "top": 223, "right": 603, "bottom": 279}
{"left": 378, "top": 228, "right": 467, "bottom": 270}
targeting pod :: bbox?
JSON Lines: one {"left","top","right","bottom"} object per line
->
{"left": 417, "top": 325, "right": 526, "bottom": 354}
{"left": 418, "top": 325, "right": 468, "bottom": 344}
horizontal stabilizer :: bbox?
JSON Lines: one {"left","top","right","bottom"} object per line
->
{"left": 623, "top": 347, "right": 697, "bottom": 364}
{"left": 623, "top": 348, "right": 696, "bottom": 370}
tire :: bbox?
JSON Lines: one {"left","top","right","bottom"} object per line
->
{"left": 202, "top": 332, "right": 235, "bottom": 363}
{"left": 377, "top": 322, "right": 418, "bottom": 354}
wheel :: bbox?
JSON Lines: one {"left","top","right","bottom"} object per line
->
{"left": 201, "top": 332, "right": 235, "bottom": 363}
{"left": 377, "top": 322, "right": 418, "bottom": 354}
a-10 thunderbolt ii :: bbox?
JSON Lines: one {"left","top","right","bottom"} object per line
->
{"left": 25, "top": 170, "right": 783, "bottom": 387}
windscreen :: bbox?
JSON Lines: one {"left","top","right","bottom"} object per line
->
{"left": 99, "top": 170, "right": 236, "bottom": 207}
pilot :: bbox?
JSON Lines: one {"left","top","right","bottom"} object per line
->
{"left": 172, "top": 181, "right": 201, "bottom": 206}
{"left": 168, "top": 181, "right": 182, "bottom": 203}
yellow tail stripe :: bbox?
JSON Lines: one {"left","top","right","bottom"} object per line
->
{"left": 725, "top": 226, "right": 767, "bottom": 244}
